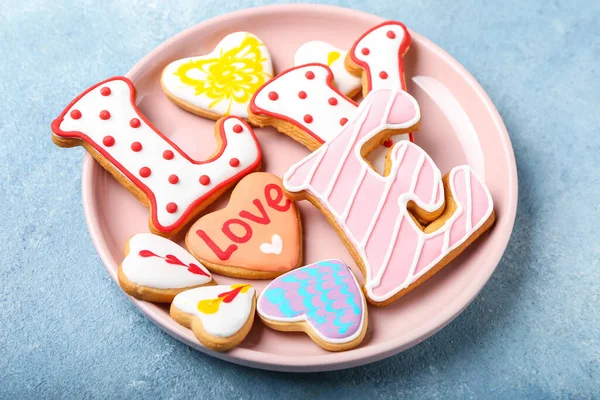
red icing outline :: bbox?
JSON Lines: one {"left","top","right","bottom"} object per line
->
{"left": 51, "top": 77, "right": 263, "bottom": 234}
{"left": 349, "top": 21, "right": 415, "bottom": 142}
{"left": 249, "top": 63, "right": 358, "bottom": 145}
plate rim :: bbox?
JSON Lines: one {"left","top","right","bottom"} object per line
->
{"left": 81, "top": 3, "right": 518, "bottom": 372}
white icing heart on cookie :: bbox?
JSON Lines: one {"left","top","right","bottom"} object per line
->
{"left": 162, "top": 32, "right": 273, "bottom": 119}
{"left": 294, "top": 41, "right": 361, "bottom": 97}
{"left": 259, "top": 234, "right": 283, "bottom": 255}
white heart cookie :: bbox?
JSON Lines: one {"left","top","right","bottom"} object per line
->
{"left": 161, "top": 32, "right": 273, "bottom": 119}
{"left": 119, "top": 233, "right": 213, "bottom": 303}
{"left": 170, "top": 284, "right": 256, "bottom": 351}
{"left": 294, "top": 41, "right": 361, "bottom": 98}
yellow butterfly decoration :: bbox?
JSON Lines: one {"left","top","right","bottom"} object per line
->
{"left": 174, "top": 34, "right": 271, "bottom": 115}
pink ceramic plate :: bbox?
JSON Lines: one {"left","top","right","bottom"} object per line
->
{"left": 82, "top": 5, "right": 517, "bottom": 372}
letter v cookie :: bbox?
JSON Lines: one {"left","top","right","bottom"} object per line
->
{"left": 51, "top": 77, "right": 262, "bottom": 237}
{"left": 119, "top": 233, "right": 213, "bottom": 303}
{"left": 284, "top": 89, "right": 495, "bottom": 306}
{"left": 171, "top": 284, "right": 256, "bottom": 351}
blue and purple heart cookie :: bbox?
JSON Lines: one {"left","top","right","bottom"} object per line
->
{"left": 257, "top": 259, "right": 367, "bottom": 351}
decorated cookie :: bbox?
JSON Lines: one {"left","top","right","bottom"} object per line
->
{"left": 118, "top": 233, "right": 213, "bottom": 303}
{"left": 257, "top": 259, "right": 367, "bottom": 352}
{"left": 345, "top": 20, "right": 411, "bottom": 97}
{"left": 51, "top": 77, "right": 262, "bottom": 237}
{"left": 186, "top": 172, "right": 302, "bottom": 279}
{"left": 171, "top": 284, "right": 256, "bottom": 351}
{"left": 284, "top": 88, "right": 495, "bottom": 306}
{"left": 294, "top": 41, "right": 362, "bottom": 98}
{"left": 162, "top": 32, "right": 273, "bottom": 120}
{"left": 249, "top": 64, "right": 358, "bottom": 150}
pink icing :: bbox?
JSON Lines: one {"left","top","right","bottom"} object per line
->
{"left": 283, "top": 88, "right": 494, "bottom": 302}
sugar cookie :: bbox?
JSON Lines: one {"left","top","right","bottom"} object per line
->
{"left": 162, "top": 32, "right": 273, "bottom": 120}
{"left": 51, "top": 77, "right": 262, "bottom": 237}
{"left": 186, "top": 172, "right": 302, "bottom": 279}
{"left": 345, "top": 20, "right": 411, "bottom": 97}
{"left": 119, "top": 233, "right": 213, "bottom": 303}
{"left": 249, "top": 64, "right": 358, "bottom": 150}
{"left": 257, "top": 259, "right": 367, "bottom": 352}
{"left": 283, "top": 89, "right": 495, "bottom": 306}
{"left": 294, "top": 41, "right": 361, "bottom": 98}
{"left": 170, "top": 284, "right": 256, "bottom": 351}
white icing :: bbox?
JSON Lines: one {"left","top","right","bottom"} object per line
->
{"left": 294, "top": 41, "right": 361, "bottom": 96}
{"left": 351, "top": 22, "right": 409, "bottom": 92}
{"left": 58, "top": 78, "right": 261, "bottom": 230}
{"left": 162, "top": 32, "right": 273, "bottom": 118}
{"left": 172, "top": 285, "right": 255, "bottom": 338}
{"left": 252, "top": 64, "right": 357, "bottom": 143}
{"left": 259, "top": 234, "right": 283, "bottom": 255}
{"left": 121, "top": 233, "right": 211, "bottom": 289}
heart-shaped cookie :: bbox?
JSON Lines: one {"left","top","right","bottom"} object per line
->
{"left": 294, "top": 41, "right": 362, "bottom": 98}
{"left": 161, "top": 32, "right": 273, "bottom": 120}
{"left": 170, "top": 284, "right": 256, "bottom": 351}
{"left": 257, "top": 259, "right": 367, "bottom": 352}
{"left": 186, "top": 172, "right": 302, "bottom": 279}
{"left": 119, "top": 233, "right": 213, "bottom": 303}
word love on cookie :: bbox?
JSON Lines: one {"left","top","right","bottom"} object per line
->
{"left": 186, "top": 173, "right": 302, "bottom": 279}
{"left": 257, "top": 259, "right": 367, "bottom": 352}
{"left": 171, "top": 284, "right": 256, "bottom": 351}
{"left": 284, "top": 89, "right": 495, "bottom": 306}
{"left": 51, "top": 77, "right": 262, "bottom": 237}
{"left": 119, "top": 233, "right": 213, "bottom": 303}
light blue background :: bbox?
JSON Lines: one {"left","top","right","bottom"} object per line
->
{"left": 1, "top": 0, "right": 598, "bottom": 398}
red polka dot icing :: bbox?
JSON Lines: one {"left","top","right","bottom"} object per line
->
{"left": 139, "top": 167, "right": 151, "bottom": 178}
{"left": 70, "top": 110, "right": 82, "bottom": 120}
{"left": 268, "top": 91, "right": 278, "bottom": 101}
{"left": 304, "top": 114, "right": 313, "bottom": 124}
{"left": 298, "top": 91, "right": 307, "bottom": 99}
{"left": 386, "top": 30, "right": 396, "bottom": 39}
{"left": 340, "top": 118, "right": 348, "bottom": 126}
{"left": 233, "top": 124, "right": 243, "bottom": 133}
{"left": 305, "top": 71, "right": 315, "bottom": 80}
{"left": 168, "top": 174, "right": 179, "bottom": 184}
{"left": 361, "top": 48, "right": 370, "bottom": 55}
{"left": 328, "top": 97, "right": 338, "bottom": 106}
{"left": 131, "top": 142, "right": 142, "bottom": 152}
{"left": 166, "top": 203, "right": 178, "bottom": 213}
{"left": 100, "top": 87, "right": 111, "bottom": 96}
{"left": 379, "top": 71, "right": 388, "bottom": 79}
{"left": 130, "top": 118, "right": 141, "bottom": 128}
{"left": 229, "top": 158, "right": 240, "bottom": 167}
{"left": 102, "top": 136, "right": 115, "bottom": 147}
{"left": 199, "top": 175, "right": 210, "bottom": 185}
{"left": 163, "top": 150, "right": 174, "bottom": 160}
{"left": 99, "top": 110, "right": 111, "bottom": 120}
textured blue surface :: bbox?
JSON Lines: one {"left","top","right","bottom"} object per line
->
{"left": 1, "top": 0, "right": 599, "bottom": 398}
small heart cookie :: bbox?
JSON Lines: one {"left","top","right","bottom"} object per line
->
{"left": 161, "top": 32, "right": 273, "bottom": 120}
{"left": 257, "top": 259, "right": 367, "bottom": 352}
{"left": 294, "top": 41, "right": 362, "bottom": 98}
{"left": 186, "top": 172, "right": 302, "bottom": 279}
{"left": 118, "top": 233, "right": 214, "bottom": 303}
{"left": 170, "top": 284, "right": 256, "bottom": 351}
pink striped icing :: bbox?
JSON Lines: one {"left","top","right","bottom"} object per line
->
{"left": 284, "top": 89, "right": 494, "bottom": 303}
